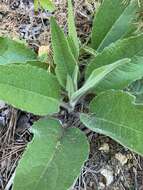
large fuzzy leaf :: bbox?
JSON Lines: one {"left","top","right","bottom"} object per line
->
{"left": 50, "top": 17, "right": 77, "bottom": 87}
{"left": 68, "top": 0, "right": 79, "bottom": 59}
{"left": 70, "top": 58, "right": 130, "bottom": 106}
{"left": 86, "top": 34, "right": 143, "bottom": 78}
{"left": 91, "top": 0, "right": 138, "bottom": 51}
{"left": 13, "top": 118, "right": 89, "bottom": 190}
{"left": 95, "top": 56, "right": 143, "bottom": 92}
{"left": 0, "top": 64, "right": 61, "bottom": 115}
{"left": 80, "top": 90, "right": 143, "bottom": 156}
{"left": 0, "top": 37, "right": 36, "bottom": 64}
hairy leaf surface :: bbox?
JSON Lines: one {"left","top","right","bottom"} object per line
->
{"left": 86, "top": 34, "right": 143, "bottom": 77}
{"left": 68, "top": 0, "right": 79, "bottom": 59}
{"left": 13, "top": 118, "right": 89, "bottom": 190}
{"left": 91, "top": 0, "right": 138, "bottom": 51}
{"left": 80, "top": 90, "right": 143, "bottom": 156}
{"left": 95, "top": 56, "right": 143, "bottom": 92}
{"left": 128, "top": 79, "right": 143, "bottom": 104}
{"left": 81, "top": 46, "right": 97, "bottom": 57}
{"left": 66, "top": 75, "right": 75, "bottom": 99}
{"left": 0, "top": 65, "right": 61, "bottom": 115}
{"left": 50, "top": 17, "right": 77, "bottom": 87}
{"left": 85, "top": 35, "right": 143, "bottom": 93}
{"left": 19, "top": 61, "right": 48, "bottom": 70}
{"left": 0, "top": 37, "right": 36, "bottom": 64}
{"left": 70, "top": 59, "right": 130, "bottom": 105}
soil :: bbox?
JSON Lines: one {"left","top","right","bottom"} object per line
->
{"left": 0, "top": 0, "right": 143, "bottom": 190}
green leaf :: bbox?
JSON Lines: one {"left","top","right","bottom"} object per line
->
{"left": 128, "top": 79, "right": 143, "bottom": 103}
{"left": 34, "top": 0, "right": 55, "bottom": 12}
{"left": 67, "top": 36, "right": 79, "bottom": 60}
{"left": 91, "top": 0, "right": 138, "bottom": 51}
{"left": 70, "top": 58, "right": 130, "bottom": 106}
{"left": 50, "top": 17, "right": 77, "bottom": 88}
{"left": 0, "top": 37, "right": 36, "bottom": 64}
{"left": 66, "top": 75, "right": 75, "bottom": 99}
{"left": 95, "top": 56, "right": 143, "bottom": 92}
{"left": 26, "top": 61, "right": 48, "bottom": 70}
{"left": 81, "top": 46, "right": 97, "bottom": 57}
{"left": 80, "top": 90, "right": 143, "bottom": 156}
{"left": 13, "top": 117, "right": 89, "bottom": 190}
{"left": 86, "top": 34, "right": 143, "bottom": 78}
{"left": 0, "top": 64, "right": 61, "bottom": 115}
{"left": 72, "top": 64, "right": 79, "bottom": 91}
{"left": 68, "top": 0, "right": 79, "bottom": 59}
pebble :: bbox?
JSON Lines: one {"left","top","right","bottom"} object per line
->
{"left": 0, "top": 100, "right": 5, "bottom": 109}
{"left": 115, "top": 153, "right": 128, "bottom": 166}
{"left": 99, "top": 143, "right": 110, "bottom": 152}
{"left": 100, "top": 166, "right": 114, "bottom": 186}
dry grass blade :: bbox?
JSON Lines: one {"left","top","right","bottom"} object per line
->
{"left": 0, "top": 107, "right": 32, "bottom": 189}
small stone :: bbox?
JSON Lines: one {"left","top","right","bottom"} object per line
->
{"left": 0, "top": 13, "right": 3, "bottom": 20}
{"left": 0, "top": 100, "right": 5, "bottom": 109}
{"left": 115, "top": 153, "right": 128, "bottom": 166}
{"left": 38, "top": 45, "right": 50, "bottom": 56}
{"left": 100, "top": 167, "right": 114, "bottom": 186}
{"left": 127, "top": 153, "right": 132, "bottom": 160}
{"left": 99, "top": 182, "right": 105, "bottom": 190}
{"left": 99, "top": 143, "right": 109, "bottom": 152}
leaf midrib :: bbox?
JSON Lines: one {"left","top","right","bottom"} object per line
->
{"left": 34, "top": 130, "right": 65, "bottom": 189}
{"left": 54, "top": 25, "right": 73, "bottom": 74}
{"left": 0, "top": 82, "right": 60, "bottom": 101}
{"left": 90, "top": 36, "right": 143, "bottom": 71}
{"left": 97, "top": 2, "right": 132, "bottom": 51}
{"left": 92, "top": 116, "right": 143, "bottom": 136}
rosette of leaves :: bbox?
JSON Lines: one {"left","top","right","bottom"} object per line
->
{"left": 0, "top": 0, "right": 143, "bottom": 189}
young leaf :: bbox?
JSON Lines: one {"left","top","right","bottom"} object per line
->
{"left": 67, "top": 36, "right": 79, "bottom": 60}
{"left": 70, "top": 58, "right": 130, "bottom": 106}
{"left": 68, "top": 0, "right": 79, "bottom": 59}
{"left": 72, "top": 64, "right": 79, "bottom": 91}
{"left": 13, "top": 117, "right": 89, "bottom": 190}
{"left": 94, "top": 56, "right": 143, "bottom": 93}
{"left": 81, "top": 46, "right": 97, "bottom": 57}
{"left": 80, "top": 90, "right": 143, "bottom": 156}
{"left": 0, "top": 64, "right": 61, "bottom": 115}
{"left": 128, "top": 79, "right": 143, "bottom": 104}
{"left": 86, "top": 34, "right": 143, "bottom": 78}
{"left": 0, "top": 37, "right": 36, "bottom": 64}
{"left": 66, "top": 75, "right": 75, "bottom": 99}
{"left": 91, "top": 0, "right": 138, "bottom": 51}
{"left": 50, "top": 17, "right": 77, "bottom": 87}
{"left": 34, "top": 0, "right": 55, "bottom": 12}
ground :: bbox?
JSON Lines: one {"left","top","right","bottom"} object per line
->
{"left": 0, "top": 0, "right": 143, "bottom": 190}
